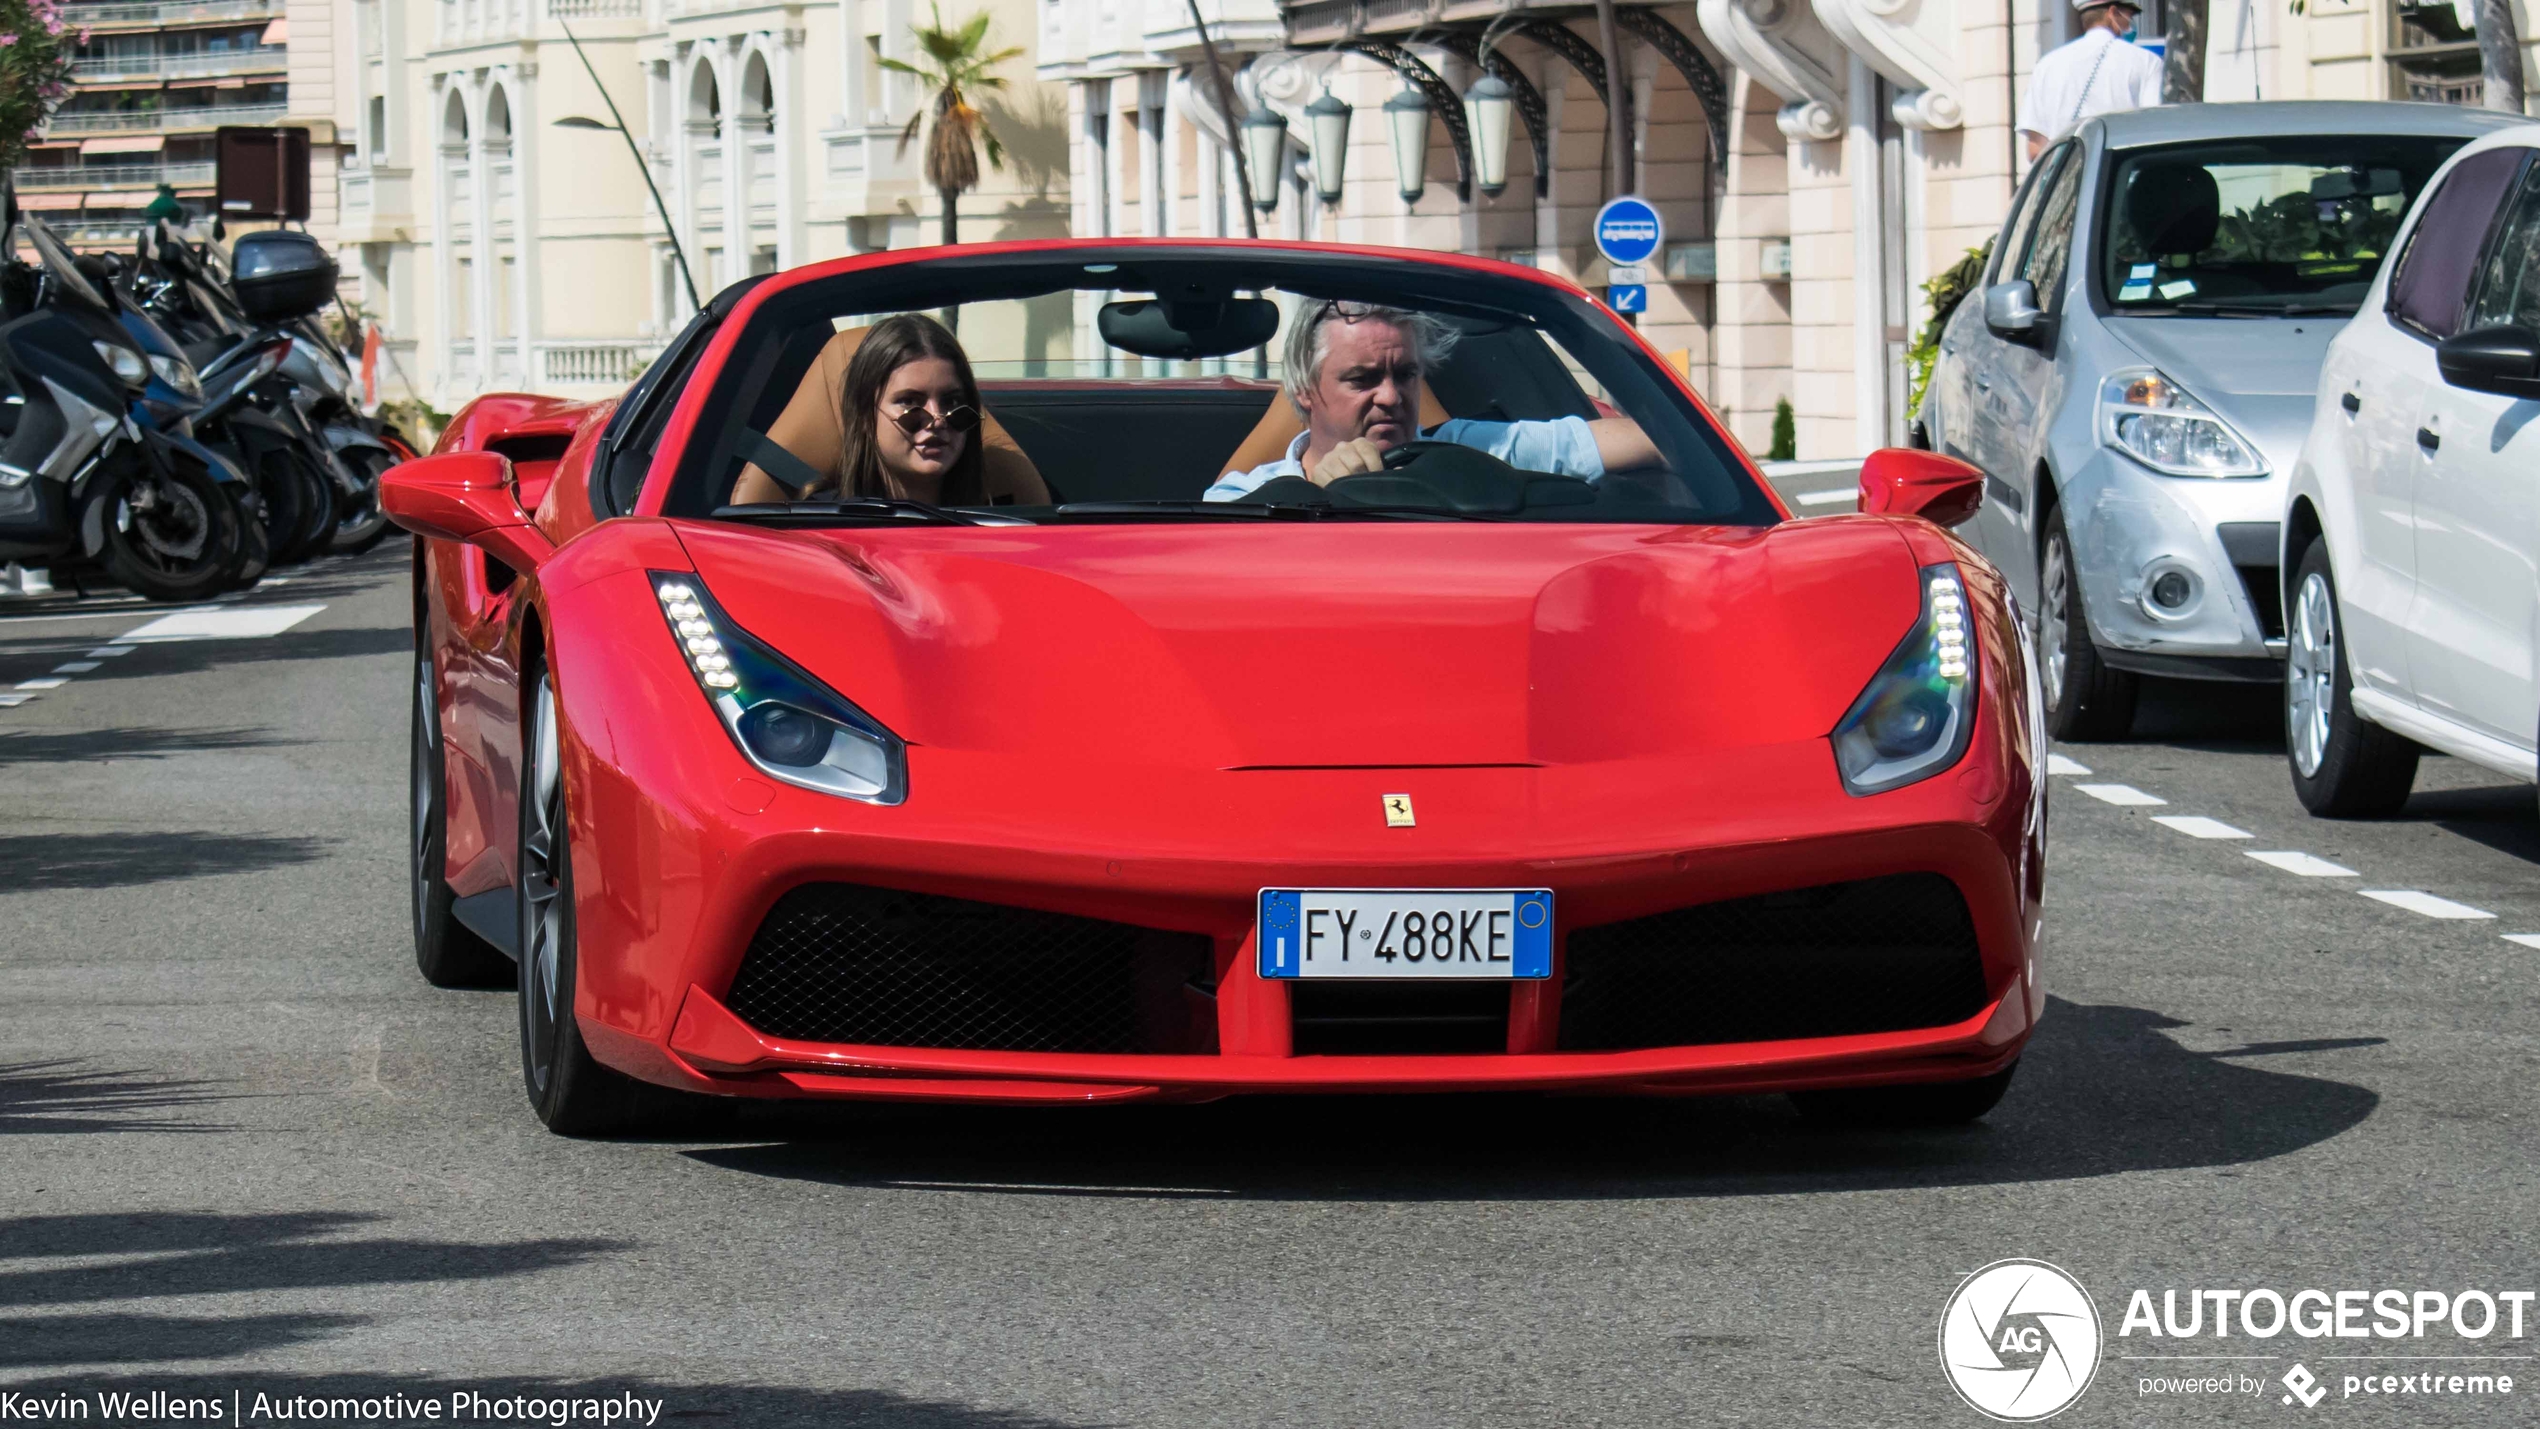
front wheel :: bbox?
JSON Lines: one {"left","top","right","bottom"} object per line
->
{"left": 1791, "top": 1062, "right": 2018, "bottom": 1126}
{"left": 2037, "top": 504, "right": 2138, "bottom": 741}
{"left": 328, "top": 448, "right": 396, "bottom": 555}
{"left": 413, "top": 627, "right": 508, "bottom": 988}
{"left": 2285, "top": 542, "right": 2418, "bottom": 816}
{"left": 95, "top": 457, "right": 242, "bottom": 603}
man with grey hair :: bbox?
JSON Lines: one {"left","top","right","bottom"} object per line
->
{"left": 1202, "top": 300, "right": 1658, "bottom": 501}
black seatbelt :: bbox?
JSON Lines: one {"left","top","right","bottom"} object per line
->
{"left": 740, "top": 431, "right": 826, "bottom": 499}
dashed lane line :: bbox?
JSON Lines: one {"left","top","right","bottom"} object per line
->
{"left": 2246, "top": 851, "right": 2359, "bottom": 878}
{"left": 2074, "top": 783, "right": 2166, "bottom": 806}
{"left": 2152, "top": 815, "right": 2251, "bottom": 840}
{"left": 51, "top": 662, "right": 98, "bottom": 674}
{"left": 2046, "top": 754, "right": 2092, "bottom": 776}
{"left": 2358, "top": 890, "right": 2497, "bottom": 921}
{"left": 1794, "top": 488, "right": 1856, "bottom": 507}
{"left": 2503, "top": 935, "right": 2540, "bottom": 950}
{"left": 14, "top": 677, "right": 66, "bottom": 691}
{"left": 84, "top": 645, "right": 135, "bottom": 658}
{"left": 116, "top": 604, "right": 324, "bottom": 642}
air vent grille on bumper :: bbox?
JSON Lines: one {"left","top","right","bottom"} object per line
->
{"left": 726, "top": 884, "right": 1218, "bottom": 1054}
{"left": 1558, "top": 873, "right": 1989, "bottom": 1051}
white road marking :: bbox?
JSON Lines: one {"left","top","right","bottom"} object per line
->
{"left": 2074, "top": 783, "right": 2166, "bottom": 806}
{"left": 2046, "top": 753, "right": 2093, "bottom": 776}
{"left": 2502, "top": 934, "right": 2540, "bottom": 950}
{"left": 1795, "top": 488, "right": 1856, "bottom": 507}
{"left": 14, "top": 677, "right": 66, "bottom": 691}
{"left": 51, "top": 662, "right": 98, "bottom": 674}
{"left": 2360, "top": 889, "right": 2495, "bottom": 920}
{"left": 2246, "top": 851, "right": 2358, "bottom": 877}
{"left": 2152, "top": 815, "right": 2251, "bottom": 839}
{"left": 86, "top": 645, "right": 135, "bottom": 658}
{"left": 0, "top": 693, "right": 31, "bottom": 707}
{"left": 117, "top": 604, "right": 324, "bottom": 642}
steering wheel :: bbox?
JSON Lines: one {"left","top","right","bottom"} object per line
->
{"left": 1322, "top": 440, "right": 1530, "bottom": 511}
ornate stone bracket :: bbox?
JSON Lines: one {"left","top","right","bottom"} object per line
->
{"left": 1334, "top": 38, "right": 1476, "bottom": 203}
{"left": 1615, "top": 7, "right": 1730, "bottom": 171}
{"left": 1693, "top": 0, "right": 1845, "bottom": 141}
{"left": 1433, "top": 30, "right": 1552, "bottom": 200}
{"left": 1812, "top": 0, "right": 1963, "bottom": 129}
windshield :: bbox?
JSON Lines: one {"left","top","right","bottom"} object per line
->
{"left": 2097, "top": 134, "right": 2469, "bottom": 315}
{"left": 668, "top": 250, "right": 1774, "bottom": 528}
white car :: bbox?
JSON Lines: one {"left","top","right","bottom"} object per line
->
{"left": 2282, "top": 124, "right": 2540, "bottom": 813}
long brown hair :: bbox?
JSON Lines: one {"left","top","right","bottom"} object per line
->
{"left": 831, "top": 312, "right": 986, "bottom": 503}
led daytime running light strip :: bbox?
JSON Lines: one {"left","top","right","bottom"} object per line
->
{"left": 654, "top": 580, "right": 738, "bottom": 690}
{"left": 1930, "top": 575, "right": 1969, "bottom": 682}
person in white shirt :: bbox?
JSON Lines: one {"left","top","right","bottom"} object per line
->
{"left": 1202, "top": 301, "right": 1658, "bottom": 501}
{"left": 2016, "top": 0, "right": 2164, "bottom": 161}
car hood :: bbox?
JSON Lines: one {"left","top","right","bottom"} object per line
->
{"left": 671, "top": 518, "right": 1925, "bottom": 770}
{"left": 2103, "top": 315, "right": 2340, "bottom": 470}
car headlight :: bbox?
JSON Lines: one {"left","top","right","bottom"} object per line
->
{"left": 2100, "top": 368, "right": 2266, "bottom": 477}
{"left": 93, "top": 340, "right": 148, "bottom": 389}
{"left": 1830, "top": 563, "right": 1977, "bottom": 796}
{"left": 650, "top": 573, "right": 907, "bottom": 805}
{"left": 147, "top": 353, "right": 201, "bottom": 400}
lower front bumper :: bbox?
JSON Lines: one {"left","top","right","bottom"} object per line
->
{"left": 613, "top": 975, "right": 2037, "bottom": 1105}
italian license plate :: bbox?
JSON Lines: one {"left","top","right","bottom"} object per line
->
{"left": 1257, "top": 888, "right": 1553, "bottom": 979}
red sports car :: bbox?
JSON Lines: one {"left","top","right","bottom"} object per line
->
{"left": 389, "top": 239, "right": 2045, "bottom": 1135}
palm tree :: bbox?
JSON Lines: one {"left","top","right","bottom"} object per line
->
{"left": 882, "top": 6, "right": 1023, "bottom": 246}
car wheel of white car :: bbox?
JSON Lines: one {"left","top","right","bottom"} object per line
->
{"left": 2284, "top": 542, "right": 2419, "bottom": 817}
{"left": 2038, "top": 504, "right": 2138, "bottom": 741}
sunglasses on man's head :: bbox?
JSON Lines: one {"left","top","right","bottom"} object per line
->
{"left": 886, "top": 403, "right": 981, "bottom": 437}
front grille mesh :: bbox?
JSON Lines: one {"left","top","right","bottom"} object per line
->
{"left": 1558, "top": 873, "right": 1989, "bottom": 1051}
{"left": 726, "top": 884, "right": 1217, "bottom": 1053}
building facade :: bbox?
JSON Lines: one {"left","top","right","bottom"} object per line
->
{"left": 326, "top": 0, "right": 1071, "bottom": 407}
{"left": 24, "top": 0, "right": 292, "bottom": 245}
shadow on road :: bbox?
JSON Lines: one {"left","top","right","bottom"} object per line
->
{"left": 70, "top": 626, "right": 410, "bottom": 685}
{"left": 0, "top": 831, "right": 331, "bottom": 891}
{"left": 0, "top": 1060, "right": 229, "bottom": 1135}
{"left": 0, "top": 1312, "right": 361, "bottom": 1368}
{"left": 2394, "top": 782, "right": 2540, "bottom": 866}
{"left": 0, "top": 726, "right": 299, "bottom": 766}
{"left": 2124, "top": 676, "right": 2281, "bottom": 752}
{"left": 679, "top": 996, "right": 2379, "bottom": 1202}
{"left": 0, "top": 1374, "right": 1080, "bottom": 1428}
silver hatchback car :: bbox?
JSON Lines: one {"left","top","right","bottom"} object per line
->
{"left": 1921, "top": 100, "right": 2519, "bottom": 739}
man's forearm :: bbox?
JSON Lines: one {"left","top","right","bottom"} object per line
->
{"left": 1589, "top": 417, "right": 1661, "bottom": 473}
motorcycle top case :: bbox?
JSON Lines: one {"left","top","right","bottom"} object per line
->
{"left": 230, "top": 230, "right": 338, "bottom": 324}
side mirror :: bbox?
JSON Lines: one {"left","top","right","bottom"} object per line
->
{"left": 1982, "top": 280, "right": 2044, "bottom": 344}
{"left": 1858, "top": 448, "right": 1985, "bottom": 528}
{"left": 2436, "top": 325, "right": 2540, "bottom": 400}
{"left": 382, "top": 451, "right": 554, "bottom": 573}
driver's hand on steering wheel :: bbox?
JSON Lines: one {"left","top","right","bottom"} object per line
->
{"left": 1307, "top": 438, "right": 1389, "bottom": 487}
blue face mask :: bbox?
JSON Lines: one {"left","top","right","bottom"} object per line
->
{"left": 2119, "top": 21, "right": 2138, "bottom": 39}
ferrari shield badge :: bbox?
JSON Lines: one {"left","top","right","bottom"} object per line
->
{"left": 1382, "top": 793, "right": 1416, "bottom": 828}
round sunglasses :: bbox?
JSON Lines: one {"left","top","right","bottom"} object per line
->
{"left": 885, "top": 402, "right": 982, "bottom": 437}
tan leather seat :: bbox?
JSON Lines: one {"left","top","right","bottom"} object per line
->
{"left": 731, "top": 326, "right": 1050, "bottom": 505}
{"left": 1218, "top": 380, "right": 1451, "bottom": 480}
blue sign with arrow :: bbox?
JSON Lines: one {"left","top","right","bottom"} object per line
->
{"left": 1607, "top": 284, "right": 1647, "bottom": 313}
{"left": 1593, "top": 196, "right": 1664, "bottom": 268}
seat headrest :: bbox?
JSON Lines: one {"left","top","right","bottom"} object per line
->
{"left": 2125, "top": 163, "right": 2221, "bottom": 258}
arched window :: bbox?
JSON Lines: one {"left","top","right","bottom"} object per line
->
{"left": 441, "top": 86, "right": 469, "bottom": 147}
{"left": 688, "top": 61, "right": 721, "bottom": 127}
{"left": 740, "top": 51, "right": 774, "bottom": 136}
{"left": 484, "top": 84, "right": 513, "bottom": 148}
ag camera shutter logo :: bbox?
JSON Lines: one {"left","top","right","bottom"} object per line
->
{"left": 1939, "top": 1259, "right": 2103, "bottom": 1421}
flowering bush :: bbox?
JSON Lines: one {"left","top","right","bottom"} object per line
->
{"left": 0, "top": 0, "right": 79, "bottom": 174}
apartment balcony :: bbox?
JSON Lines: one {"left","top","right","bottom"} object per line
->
{"left": 44, "top": 102, "right": 288, "bottom": 136}
{"left": 15, "top": 161, "right": 218, "bottom": 190}
{"left": 66, "top": 0, "right": 282, "bottom": 29}
{"left": 534, "top": 339, "right": 662, "bottom": 389}
{"left": 71, "top": 45, "right": 288, "bottom": 82}
{"left": 547, "top": 0, "right": 641, "bottom": 15}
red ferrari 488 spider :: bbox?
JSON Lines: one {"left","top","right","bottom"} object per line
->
{"left": 389, "top": 239, "right": 2045, "bottom": 1135}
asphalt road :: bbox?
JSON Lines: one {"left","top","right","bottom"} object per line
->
{"left": 1, "top": 541, "right": 2534, "bottom": 1427}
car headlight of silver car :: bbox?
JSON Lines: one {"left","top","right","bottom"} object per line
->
{"left": 1830, "top": 563, "right": 1977, "bottom": 796}
{"left": 2099, "top": 368, "right": 2266, "bottom": 478}
{"left": 650, "top": 573, "right": 907, "bottom": 805}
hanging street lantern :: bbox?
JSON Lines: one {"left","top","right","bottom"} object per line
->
{"left": 1383, "top": 85, "right": 1430, "bottom": 204}
{"left": 1305, "top": 89, "right": 1351, "bottom": 206}
{"left": 1463, "top": 73, "right": 1513, "bottom": 199}
{"left": 1240, "top": 104, "right": 1289, "bottom": 214}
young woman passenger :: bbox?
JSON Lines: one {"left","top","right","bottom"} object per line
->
{"left": 729, "top": 312, "right": 1050, "bottom": 506}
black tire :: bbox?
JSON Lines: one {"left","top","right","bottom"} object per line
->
{"left": 329, "top": 448, "right": 395, "bottom": 556}
{"left": 1791, "top": 1062, "right": 2018, "bottom": 1126}
{"left": 517, "top": 657, "right": 658, "bottom": 1136}
{"left": 283, "top": 451, "right": 339, "bottom": 565}
{"left": 2037, "top": 502, "right": 2138, "bottom": 741}
{"left": 412, "top": 617, "right": 509, "bottom": 988}
{"left": 95, "top": 457, "right": 242, "bottom": 603}
{"left": 223, "top": 487, "right": 270, "bottom": 591}
{"left": 250, "top": 449, "right": 310, "bottom": 566}
{"left": 2285, "top": 541, "right": 2419, "bottom": 816}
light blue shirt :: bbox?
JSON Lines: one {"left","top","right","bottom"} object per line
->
{"left": 1203, "top": 416, "right": 1606, "bottom": 501}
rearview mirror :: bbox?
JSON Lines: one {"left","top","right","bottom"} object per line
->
{"left": 1982, "top": 280, "right": 2044, "bottom": 344}
{"left": 382, "top": 451, "right": 554, "bottom": 573}
{"left": 1857, "top": 448, "right": 1984, "bottom": 528}
{"left": 2435, "top": 325, "right": 2540, "bottom": 400}
{"left": 1098, "top": 296, "right": 1281, "bottom": 359}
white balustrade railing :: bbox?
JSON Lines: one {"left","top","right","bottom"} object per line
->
{"left": 535, "top": 341, "right": 661, "bottom": 387}
{"left": 15, "top": 160, "right": 215, "bottom": 189}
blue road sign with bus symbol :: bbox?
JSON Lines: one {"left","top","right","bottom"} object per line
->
{"left": 1593, "top": 197, "right": 1664, "bottom": 268}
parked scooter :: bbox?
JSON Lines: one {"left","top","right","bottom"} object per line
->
{"left": 0, "top": 212, "right": 246, "bottom": 602}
